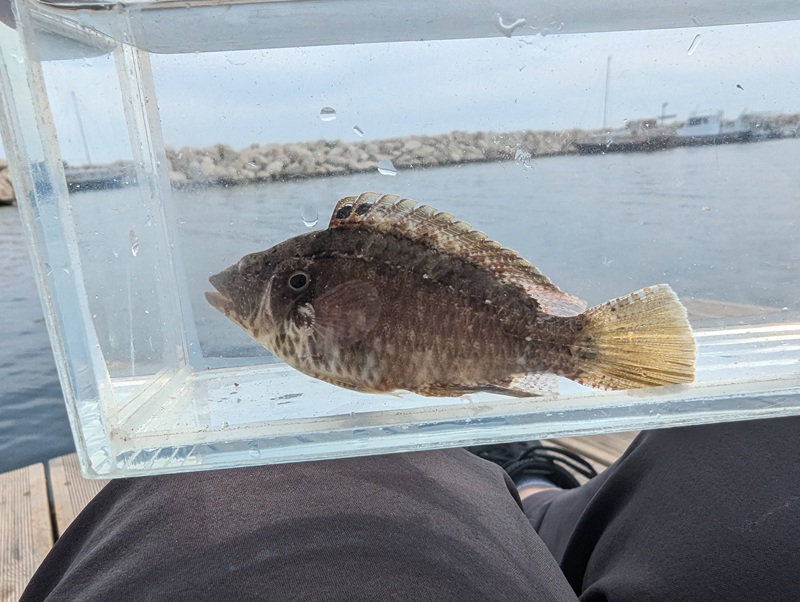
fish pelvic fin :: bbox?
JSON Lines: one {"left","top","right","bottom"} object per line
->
{"left": 572, "top": 284, "right": 696, "bottom": 390}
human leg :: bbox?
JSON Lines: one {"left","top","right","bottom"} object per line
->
{"left": 523, "top": 416, "right": 800, "bottom": 601}
{"left": 23, "top": 448, "right": 578, "bottom": 602}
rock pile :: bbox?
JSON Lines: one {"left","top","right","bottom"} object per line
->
{"left": 165, "top": 129, "right": 587, "bottom": 186}
{"left": 0, "top": 159, "right": 15, "bottom": 205}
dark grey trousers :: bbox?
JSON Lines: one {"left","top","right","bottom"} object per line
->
{"left": 22, "top": 416, "right": 800, "bottom": 601}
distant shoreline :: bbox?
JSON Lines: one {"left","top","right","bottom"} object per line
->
{"left": 163, "top": 128, "right": 588, "bottom": 188}
{"left": 163, "top": 113, "right": 800, "bottom": 187}
{"left": 0, "top": 160, "right": 15, "bottom": 205}
{"left": 6, "top": 113, "right": 799, "bottom": 199}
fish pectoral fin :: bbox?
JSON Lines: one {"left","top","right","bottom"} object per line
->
{"left": 312, "top": 280, "right": 381, "bottom": 346}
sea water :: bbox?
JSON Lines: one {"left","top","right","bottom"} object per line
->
{"left": 2, "top": 0, "right": 799, "bottom": 476}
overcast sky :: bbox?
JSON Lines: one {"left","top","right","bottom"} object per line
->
{"left": 22, "top": 18, "right": 800, "bottom": 164}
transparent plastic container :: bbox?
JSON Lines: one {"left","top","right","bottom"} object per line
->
{"left": 1, "top": 0, "right": 799, "bottom": 477}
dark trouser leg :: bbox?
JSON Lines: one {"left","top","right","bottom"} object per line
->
{"left": 524, "top": 416, "right": 800, "bottom": 602}
{"left": 22, "top": 448, "right": 578, "bottom": 602}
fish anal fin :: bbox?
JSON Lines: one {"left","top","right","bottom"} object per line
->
{"left": 328, "top": 193, "right": 586, "bottom": 316}
{"left": 411, "top": 374, "right": 558, "bottom": 398}
{"left": 484, "top": 373, "right": 559, "bottom": 398}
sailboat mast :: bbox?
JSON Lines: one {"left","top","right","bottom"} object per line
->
{"left": 602, "top": 55, "right": 611, "bottom": 129}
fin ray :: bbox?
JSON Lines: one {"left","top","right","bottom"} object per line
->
{"left": 329, "top": 193, "right": 586, "bottom": 316}
{"left": 572, "top": 284, "right": 695, "bottom": 390}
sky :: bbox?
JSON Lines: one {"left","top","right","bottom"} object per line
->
{"left": 7, "top": 18, "right": 800, "bottom": 164}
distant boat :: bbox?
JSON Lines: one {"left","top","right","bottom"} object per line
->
{"left": 575, "top": 118, "right": 675, "bottom": 154}
{"left": 673, "top": 112, "right": 751, "bottom": 146}
{"left": 577, "top": 111, "right": 782, "bottom": 155}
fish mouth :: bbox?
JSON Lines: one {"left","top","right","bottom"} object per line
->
{"left": 205, "top": 272, "right": 235, "bottom": 317}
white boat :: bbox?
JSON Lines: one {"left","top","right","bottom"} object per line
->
{"left": 674, "top": 112, "right": 754, "bottom": 145}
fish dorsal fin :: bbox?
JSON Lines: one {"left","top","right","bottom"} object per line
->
{"left": 328, "top": 192, "right": 587, "bottom": 316}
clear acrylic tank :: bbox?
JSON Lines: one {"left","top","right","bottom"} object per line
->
{"left": 1, "top": 0, "right": 799, "bottom": 477}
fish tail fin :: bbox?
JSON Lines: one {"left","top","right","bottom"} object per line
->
{"left": 572, "top": 284, "right": 695, "bottom": 390}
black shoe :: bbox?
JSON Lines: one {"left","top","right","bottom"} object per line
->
{"left": 467, "top": 441, "right": 598, "bottom": 489}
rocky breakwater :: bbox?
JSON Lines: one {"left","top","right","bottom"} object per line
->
{"left": 165, "top": 129, "right": 586, "bottom": 186}
{"left": 0, "top": 159, "right": 15, "bottom": 205}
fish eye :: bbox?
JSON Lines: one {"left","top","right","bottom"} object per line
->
{"left": 288, "top": 271, "right": 310, "bottom": 291}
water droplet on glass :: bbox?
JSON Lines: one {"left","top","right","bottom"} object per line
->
{"left": 300, "top": 204, "right": 319, "bottom": 228}
{"left": 129, "top": 230, "right": 139, "bottom": 256}
{"left": 514, "top": 148, "right": 533, "bottom": 169}
{"left": 353, "top": 125, "right": 365, "bottom": 137}
{"left": 687, "top": 34, "right": 702, "bottom": 55}
{"left": 319, "top": 106, "right": 337, "bottom": 121}
{"left": 221, "top": 421, "right": 229, "bottom": 428}
{"left": 495, "top": 14, "right": 527, "bottom": 37}
{"left": 702, "top": 206, "right": 712, "bottom": 212}
{"left": 248, "top": 441, "right": 261, "bottom": 458}
{"left": 377, "top": 160, "right": 397, "bottom": 176}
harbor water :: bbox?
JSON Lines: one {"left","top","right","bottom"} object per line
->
{"left": 1, "top": 139, "right": 798, "bottom": 474}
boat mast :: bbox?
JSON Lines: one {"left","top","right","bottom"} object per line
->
{"left": 602, "top": 56, "right": 611, "bottom": 129}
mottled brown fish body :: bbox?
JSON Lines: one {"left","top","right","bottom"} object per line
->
{"left": 265, "top": 232, "right": 580, "bottom": 395}
{"left": 206, "top": 193, "right": 695, "bottom": 397}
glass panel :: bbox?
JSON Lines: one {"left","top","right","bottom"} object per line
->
{"left": 1, "top": 0, "right": 798, "bottom": 476}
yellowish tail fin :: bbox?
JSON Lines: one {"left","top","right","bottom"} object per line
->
{"left": 574, "top": 284, "right": 695, "bottom": 390}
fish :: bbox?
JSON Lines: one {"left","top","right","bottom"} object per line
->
{"left": 205, "top": 192, "right": 695, "bottom": 398}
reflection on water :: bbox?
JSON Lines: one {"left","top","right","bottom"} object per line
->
{"left": 0, "top": 207, "right": 72, "bottom": 473}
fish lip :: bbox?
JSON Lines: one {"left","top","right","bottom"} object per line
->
{"left": 206, "top": 272, "right": 234, "bottom": 315}
{"left": 204, "top": 290, "right": 233, "bottom": 315}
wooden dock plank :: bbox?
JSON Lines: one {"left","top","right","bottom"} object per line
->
{"left": 683, "top": 297, "right": 781, "bottom": 320}
{"left": 551, "top": 431, "right": 638, "bottom": 470}
{"left": 48, "top": 455, "right": 109, "bottom": 537}
{"left": 0, "top": 463, "right": 53, "bottom": 602}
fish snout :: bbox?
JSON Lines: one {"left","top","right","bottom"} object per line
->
{"left": 205, "top": 269, "right": 237, "bottom": 316}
